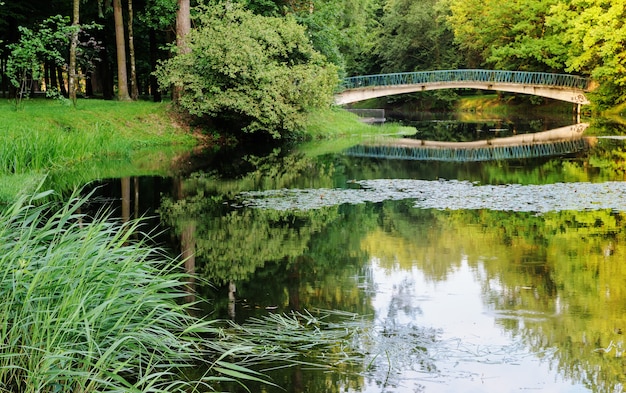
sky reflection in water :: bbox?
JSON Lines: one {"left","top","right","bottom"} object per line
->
{"left": 235, "top": 179, "right": 624, "bottom": 392}
{"left": 366, "top": 257, "right": 590, "bottom": 392}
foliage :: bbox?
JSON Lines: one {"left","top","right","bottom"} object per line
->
{"left": 447, "top": 0, "right": 565, "bottom": 71}
{"left": 138, "top": 0, "right": 179, "bottom": 30}
{"left": 547, "top": 0, "right": 626, "bottom": 106}
{"left": 0, "top": 190, "right": 216, "bottom": 391}
{"left": 445, "top": 0, "right": 626, "bottom": 106}
{"left": 5, "top": 16, "right": 75, "bottom": 108}
{"left": 375, "top": 0, "right": 459, "bottom": 72}
{"left": 155, "top": 3, "right": 339, "bottom": 139}
{"left": 231, "top": 0, "right": 380, "bottom": 75}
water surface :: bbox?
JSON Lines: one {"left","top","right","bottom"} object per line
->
{"left": 84, "top": 114, "right": 626, "bottom": 392}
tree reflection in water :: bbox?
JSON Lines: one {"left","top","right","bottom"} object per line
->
{"left": 85, "top": 119, "right": 626, "bottom": 392}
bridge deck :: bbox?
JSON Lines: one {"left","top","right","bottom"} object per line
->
{"left": 336, "top": 70, "right": 591, "bottom": 105}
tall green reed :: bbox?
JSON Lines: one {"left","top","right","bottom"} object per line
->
{"left": 0, "top": 189, "right": 225, "bottom": 392}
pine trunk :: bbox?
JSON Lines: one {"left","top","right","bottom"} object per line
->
{"left": 68, "top": 0, "right": 80, "bottom": 105}
{"left": 114, "top": 0, "right": 131, "bottom": 101}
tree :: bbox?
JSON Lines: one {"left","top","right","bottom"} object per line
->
{"left": 127, "top": 0, "right": 139, "bottom": 99}
{"left": 6, "top": 16, "right": 72, "bottom": 108}
{"left": 447, "top": 0, "right": 565, "bottom": 71}
{"left": 172, "top": 0, "right": 191, "bottom": 102}
{"left": 547, "top": 0, "right": 626, "bottom": 106}
{"left": 113, "top": 0, "right": 130, "bottom": 100}
{"left": 156, "top": 3, "right": 339, "bottom": 139}
{"left": 139, "top": 0, "right": 178, "bottom": 101}
{"left": 374, "top": 0, "right": 459, "bottom": 72}
{"left": 68, "top": 0, "right": 80, "bottom": 105}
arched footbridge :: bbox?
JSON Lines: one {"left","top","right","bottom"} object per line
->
{"left": 335, "top": 70, "right": 591, "bottom": 105}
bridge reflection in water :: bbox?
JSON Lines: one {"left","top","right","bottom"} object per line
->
{"left": 344, "top": 123, "right": 592, "bottom": 162}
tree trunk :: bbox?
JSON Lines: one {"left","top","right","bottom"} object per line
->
{"left": 127, "top": 0, "right": 139, "bottom": 100}
{"left": 56, "top": 67, "right": 68, "bottom": 96}
{"left": 173, "top": 0, "right": 191, "bottom": 102}
{"left": 149, "top": 29, "right": 161, "bottom": 102}
{"left": 44, "top": 61, "right": 51, "bottom": 92}
{"left": 113, "top": 0, "right": 131, "bottom": 101}
{"left": 1, "top": 57, "right": 7, "bottom": 98}
{"left": 68, "top": 0, "right": 80, "bottom": 105}
{"left": 49, "top": 61, "right": 58, "bottom": 91}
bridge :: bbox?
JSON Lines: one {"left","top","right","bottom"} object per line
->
{"left": 344, "top": 123, "right": 591, "bottom": 162}
{"left": 335, "top": 70, "right": 591, "bottom": 105}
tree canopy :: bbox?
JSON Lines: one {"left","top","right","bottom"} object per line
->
{"left": 3, "top": 0, "right": 626, "bottom": 126}
{"left": 155, "top": 3, "right": 338, "bottom": 138}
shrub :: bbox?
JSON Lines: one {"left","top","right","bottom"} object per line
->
{"left": 156, "top": 3, "right": 339, "bottom": 139}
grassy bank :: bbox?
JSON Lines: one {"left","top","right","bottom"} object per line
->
{"left": 304, "top": 106, "right": 414, "bottom": 139}
{"left": 300, "top": 106, "right": 415, "bottom": 156}
{"left": 455, "top": 94, "right": 577, "bottom": 116}
{"left": 0, "top": 100, "right": 369, "bottom": 391}
{"left": 0, "top": 99, "right": 197, "bottom": 201}
{"left": 0, "top": 99, "right": 410, "bottom": 202}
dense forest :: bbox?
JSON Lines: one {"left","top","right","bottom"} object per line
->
{"left": 1, "top": 0, "right": 626, "bottom": 132}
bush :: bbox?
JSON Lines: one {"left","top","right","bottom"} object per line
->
{"left": 156, "top": 3, "right": 339, "bottom": 139}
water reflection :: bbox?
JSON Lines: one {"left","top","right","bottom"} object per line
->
{"left": 387, "top": 110, "right": 579, "bottom": 142}
{"left": 80, "top": 117, "right": 626, "bottom": 393}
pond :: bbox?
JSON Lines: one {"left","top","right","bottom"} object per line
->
{"left": 82, "top": 112, "right": 626, "bottom": 393}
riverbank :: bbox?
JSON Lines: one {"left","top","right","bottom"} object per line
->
{"left": 0, "top": 99, "right": 195, "bottom": 201}
{"left": 0, "top": 99, "right": 407, "bottom": 202}
{"left": 454, "top": 94, "right": 576, "bottom": 114}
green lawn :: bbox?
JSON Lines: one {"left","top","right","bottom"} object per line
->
{"left": 0, "top": 99, "right": 198, "bottom": 201}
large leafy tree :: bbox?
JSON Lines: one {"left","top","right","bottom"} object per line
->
{"left": 374, "top": 0, "right": 458, "bottom": 72}
{"left": 156, "top": 3, "right": 339, "bottom": 139}
{"left": 548, "top": 0, "right": 626, "bottom": 106}
{"left": 231, "top": 0, "right": 381, "bottom": 76}
{"left": 447, "top": 0, "right": 565, "bottom": 71}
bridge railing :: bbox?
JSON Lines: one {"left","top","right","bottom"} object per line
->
{"left": 341, "top": 70, "right": 591, "bottom": 91}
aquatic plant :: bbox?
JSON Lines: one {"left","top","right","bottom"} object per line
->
{"left": 0, "top": 189, "right": 230, "bottom": 392}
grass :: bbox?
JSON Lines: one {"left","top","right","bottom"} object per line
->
{"left": 0, "top": 99, "right": 197, "bottom": 201}
{"left": 299, "top": 106, "right": 416, "bottom": 157}
{"left": 304, "top": 106, "right": 415, "bottom": 140}
{"left": 455, "top": 94, "right": 576, "bottom": 115}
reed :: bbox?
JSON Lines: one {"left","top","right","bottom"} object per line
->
{"left": 0, "top": 189, "right": 223, "bottom": 392}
